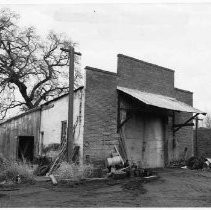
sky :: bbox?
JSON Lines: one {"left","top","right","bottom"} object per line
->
{"left": 1, "top": 1, "right": 211, "bottom": 119}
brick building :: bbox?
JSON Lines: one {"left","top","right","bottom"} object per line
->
{"left": 83, "top": 54, "right": 204, "bottom": 168}
{"left": 0, "top": 54, "right": 205, "bottom": 168}
{"left": 194, "top": 128, "right": 211, "bottom": 158}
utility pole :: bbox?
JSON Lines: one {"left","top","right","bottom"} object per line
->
{"left": 60, "top": 46, "right": 81, "bottom": 162}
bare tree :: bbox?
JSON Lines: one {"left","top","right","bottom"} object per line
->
{"left": 204, "top": 113, "right": 211, "bottom": 128}
{"left": 0, "top": 8, "right": 82, "bottom": 120}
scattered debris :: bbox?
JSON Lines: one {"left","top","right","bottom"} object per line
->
{"left": 49, "top": 174, "right": 58, "bottom": 185}
{"left": 83, "top": 177, "right": 108, "bottom": 182}
{"left": 106, "top": 148, "right": 156, "bottom": 180}
{"left": 34, "top": 176, "right": 51, "bottom": 182}
{"left": 83, "top": 165, "right": 93, "bottom": 178}
{"left": 47, "top": 141, "right": 67, "bottom": 176}
{"left": 33, "top": 156, "right": 52, "bottom": 176}
{"left": 169, "top": 159, "right": 186, "bottom": 168}
{"left": 111, "top": 170, "right": 127, "bottom": 180}
{"left": 144, "top": 175, "right": 157, "bottom": 179}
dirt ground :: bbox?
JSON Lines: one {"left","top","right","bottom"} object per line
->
{"left": 0, "top": 168, "right": 211, "bottom": 207}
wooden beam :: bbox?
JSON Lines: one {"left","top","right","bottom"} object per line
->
{"left": 117, "top": 115, "right": 132, "bottom": 131}
{"left": 173, "top": 123, "right": 194, "bottom": 128}
{"left": 182, "top": 113, "right": 200, "bottom": 125}
{"left": 173, "top": 113, "right": 200, "bottom": 133}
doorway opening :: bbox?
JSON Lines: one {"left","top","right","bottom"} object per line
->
{"left": 18, "top": 136, "right": 34, "bottom": 162}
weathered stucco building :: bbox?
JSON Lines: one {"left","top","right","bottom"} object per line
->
{"left": 0, "top": 54, "right": 204, "bottom": 168}
{"left": 0, "top": 87, "right": 85, "bottom": 163}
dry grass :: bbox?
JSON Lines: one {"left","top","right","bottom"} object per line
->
{"left": 53, "top": 162, "right": 94, "bottom": 181}
{"left": 0, "top": 155, "right": 10, "bottom": 171}
{"left": 0, "top": 155, "right": 35, "bottom": 184}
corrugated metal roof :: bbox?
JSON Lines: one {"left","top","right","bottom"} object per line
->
{"left": 117, "top": 86, "right": 204, "bottom": 114}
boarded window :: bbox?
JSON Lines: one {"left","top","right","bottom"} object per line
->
{"left": 61, "top": 120, "right": 67, "bottom": 145}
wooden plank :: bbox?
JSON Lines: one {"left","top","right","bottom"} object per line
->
{"left": 173, "top": 123, "right": 194, "bottom": 127}
{"left": 114, "top": 145, "right": 124, "bottom": 164}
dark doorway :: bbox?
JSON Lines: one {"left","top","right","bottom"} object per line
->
{"left": 18, "top": 136, "right": 34, "bottom": 162}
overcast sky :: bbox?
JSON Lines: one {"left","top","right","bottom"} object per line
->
{"left": 1, "top": 2, "right": 211, "bottom": 115}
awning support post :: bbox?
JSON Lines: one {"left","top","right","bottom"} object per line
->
{"left": 117, "top": 114, "right": 132, "bottom": 132}
{"left": 173, "top": 113, "right": 200, "bottom": 133}
{"left": 172, "top": 111, "right": 176, "bottom": 149}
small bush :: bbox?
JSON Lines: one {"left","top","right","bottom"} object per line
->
{"left": 0, "top": 154, "right": 11, "bottom": 171}
{"left": 0, "top": 160, "right": 35, "bottom": 184}
{"left": 186, "top": 156, "right": 206, "bottom": 170}
{"left": 53, "top": 162, "right": 94, "bottom": 181}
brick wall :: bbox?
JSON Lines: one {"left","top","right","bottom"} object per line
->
{"left": 194, "top": 128, "right": 211, "bottom": 157}
{"left": 117, "top": 54, "right": 194, "bottom": 163}
{"left": 169, "top": 88, "right": 194, "bottom": 161}
{"left": 83, "top": 67, "right": 118, "bottom": 166}
{"left": 117, "top": 54, "right": 175, "bottom": 97}
{"left": 83, "top": 54, "right": 195, "bottom": 167}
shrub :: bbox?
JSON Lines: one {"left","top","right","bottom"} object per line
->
{"left": 53, "top": 162, "right": 94, "bottom": 181}
{"left": 0, "top": 160, "right": 35, "bottom": 184}
{"left": 0, "top": 154, "right": 11, "bottom": 170}
{"left": 186, "top": 156, "right": 207, "bottom": 170}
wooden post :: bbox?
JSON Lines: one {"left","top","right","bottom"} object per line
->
{"left": 195, "top": 116, "right": 198, "bottom": 157}
{"left": 60, "top": 47, "right": 81, "bottom": 163}
{"left": 66, "top": 47, "right": 74, "bottom": 162}
{"left": 194, "top": 117, "right": 203, "bottom": 157}
{"left": 172, "top": 111, "right": 176, "bottom": 149}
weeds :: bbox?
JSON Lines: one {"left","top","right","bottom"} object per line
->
{"left": 0, "top": 155, "right": 35, "bottom": 184}
{"left": 53, "top": 162, "right": 94, "bottom": 181}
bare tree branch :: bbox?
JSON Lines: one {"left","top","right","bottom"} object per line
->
{"left": 0, "top": 8, "right": 82, "bottom": 121}
{"left": 204, "top": 113, "right": 211, "bottom": 128}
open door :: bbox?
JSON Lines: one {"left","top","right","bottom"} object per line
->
{"left": 18, "top": 136, "right": 34, "bottom": 162}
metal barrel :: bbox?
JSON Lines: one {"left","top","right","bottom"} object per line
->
{"left": 107, "top": 156, "right": 122, "bottom": 166}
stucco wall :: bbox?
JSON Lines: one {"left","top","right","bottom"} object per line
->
{"left": 40, "top": 96, "right": 68, "bottom": 146}
{"left": 40, "top": 88, "right": 85, "bottom": 163}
